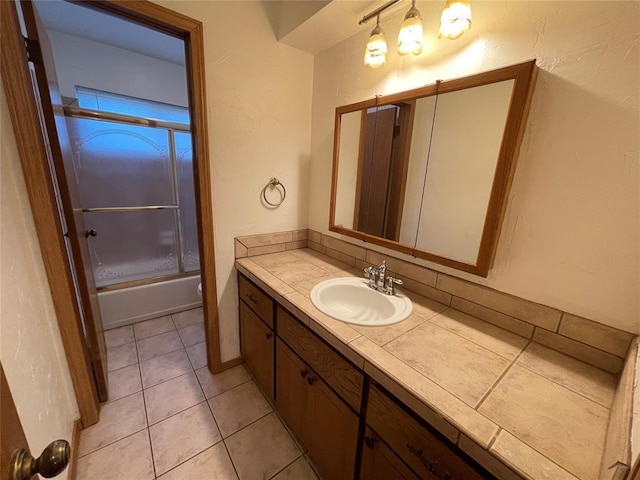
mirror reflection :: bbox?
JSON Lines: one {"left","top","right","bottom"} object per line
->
{"left": 331, "top": 61, "right": 537, "bottom": 276}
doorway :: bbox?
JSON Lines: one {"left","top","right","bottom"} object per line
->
{"left": 1, "top": 0, "right": 221, "bottom": 427}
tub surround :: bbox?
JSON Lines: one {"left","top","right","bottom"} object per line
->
{"left": 234, "top": 234, "right": 637, "bottom": 479}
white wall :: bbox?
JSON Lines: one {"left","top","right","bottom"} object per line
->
{"left": 0, "top": 80, "right": 79, "bottom": 477}
{"left": 334, "top": 109, "right": 361, "bottom": 229}
{"left": 309, "top": 1, "right": 639, "bottom": 334}
{"left": 47, "top": 30, "right": 188, "bottom": 107}
{"left": 156, "top": 0, "right": 314, "bottom": 361}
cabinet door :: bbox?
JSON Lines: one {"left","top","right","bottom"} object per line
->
{"left": 360, "top": 428, "right": 420, "bottom": 480}
{"left": 276, "top": 340, "right": 359, "bottom": 480}
{"left": 304, "top": 369, "right": 359, "bottom": 480}
{"left": 275, "top": 338, "right": 308, "bottom": 442}
{"left": 240, "top": 302, "right": 274, "bottom": 399}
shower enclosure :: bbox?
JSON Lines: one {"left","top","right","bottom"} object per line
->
{"left": 64, "top": 88, "right": 201, "bottom": 327}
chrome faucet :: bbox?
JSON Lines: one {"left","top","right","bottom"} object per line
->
{"left": 364, "top": 260, "right": 403, "bottom": 295}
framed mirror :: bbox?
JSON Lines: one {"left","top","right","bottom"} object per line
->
{"left": 330, "top": 60, "right": 538, "bottom": 277}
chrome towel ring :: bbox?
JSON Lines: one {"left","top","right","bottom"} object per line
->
{"left": 261, "top": 177, "right": 286, "bottom": 207}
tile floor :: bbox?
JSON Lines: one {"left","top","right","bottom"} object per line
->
{"left": 77, "top": 308, "right": 319, "bottom": 480}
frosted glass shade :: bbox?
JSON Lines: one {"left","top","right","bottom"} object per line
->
{"left": 397, "top": 7, "right": 423, "bottom": 55}
{"left": 439, "top": 0, "right": 471, "bottom": 40}
{"left": 364, "top": 26, "right": 387, "bottom": 68}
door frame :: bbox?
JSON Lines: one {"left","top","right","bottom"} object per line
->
{"left": 1, "top": 0, "right": 223, "bottom": 428}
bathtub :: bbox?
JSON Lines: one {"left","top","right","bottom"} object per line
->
{"left": 98, "top": 275, "right": 202, "bottom": 329}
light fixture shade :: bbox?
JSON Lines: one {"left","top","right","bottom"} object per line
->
{"left": 364, "top": 22, "right": 387, "bottom": 68}
{"left": 438, "top": 0, "right": 471, "bottom": 40}
{"left": 397, "top": 4, "right": 423, "bottom": 56}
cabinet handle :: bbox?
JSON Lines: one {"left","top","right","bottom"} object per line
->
{"left": 306, "top": 376, "right": 316, "bottom": 386}
{"left": 265, "top": 332, "right": 273, "bottom": 340}
{"left": 247, "top": 294, "right": 258, "bottom": 305}
{"left": 364, "top": 436, "right": 377, "bottom": 450}
{"left": 406, "top": 443, "right": 450, "bottom": 480}
{"left": 300, "top": 369, "right": 308, "bottom": 379}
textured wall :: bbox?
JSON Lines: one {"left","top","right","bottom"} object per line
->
{"left": 0, "top": 80, "right": 78, "bottom": 476}
{"left": 156, "top": 0, "right": 314, "bottom": 361}
{"left": 309, "top": 1, "right": 639, "bottom": 334}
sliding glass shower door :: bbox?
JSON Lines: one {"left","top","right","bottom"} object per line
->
{"left": 65, "top": 110, "right": 200, "bottom": 288}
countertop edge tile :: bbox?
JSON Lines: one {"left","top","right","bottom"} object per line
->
{"left": 490, "top": 431, "right": 580, "bottom": 480}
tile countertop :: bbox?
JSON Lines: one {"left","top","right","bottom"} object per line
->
{"left": 235, "top": 248, "right": 618, "bottom": 480}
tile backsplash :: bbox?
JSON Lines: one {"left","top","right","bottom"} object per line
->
{"left": 235, "top": 229, "right": 635, "bottom": 374}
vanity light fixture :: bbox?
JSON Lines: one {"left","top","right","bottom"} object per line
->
{"left": 364, "top": 15, "right": 388, "bottom": 68}
{"left": 360, "top": 0, "right": 471, "bottom": 68}
{"left": 438, "top": 0, "right": 472, "bottom": 39}
{"left": 397, "top": 0, "right": 423, "bottom": 56}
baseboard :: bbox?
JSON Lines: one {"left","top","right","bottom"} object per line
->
{"left": 67, "top": 418, "right": 82, "bottom": 480}
{"left": 220, "top": 356, "right": 243, "bottom": 370}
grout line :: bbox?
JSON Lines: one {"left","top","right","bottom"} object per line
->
{"left": 475, "top": 339, "right": 532, "bottom": 410}
{"left": 77, "top": 424, "right": 148, "bottom": 460}
{"left": 267, "top": 454, "right": 304, "bottom": 480}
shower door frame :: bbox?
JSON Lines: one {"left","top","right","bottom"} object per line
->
{"left": 1, "top": 0, "right": 227, "bottom": 428}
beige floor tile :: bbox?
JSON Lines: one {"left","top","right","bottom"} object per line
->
{"left": 106, "top": 342, "right": 137, "bottom": 372}
{"left": 106, "top": 364, "right": 141, "bottom": 403}
{"left": 186, "top": 342, "right": 208, "bottom": 369}
{"left": 149, "top": 402, "right": 222, "bottom": 475}
{"left": 196, "top": 364, "right": 251, "bottom": 399}
{"left": 76, "top": 430, "right": 154, "bottom": 480}
{"left": 272, "top": 457, "right": 318, "bottom": 480}
{"left": 157, "top": 442, "right": 238, "bottom": 480}
{"left": 427, "top": 308, "right": 528, "bottom": 360}
{"left": 172, "top": 307, "right": 204, "bottom": 330}
{"left": 144, "top": 372, "right": 205, "bottom": 425}
{"left": 386, "top": 321, "right": 511, "bottom": 406}
{"left": 178, "top": 323, "right": 206, "bottom": 347}
{"left": 140, "top": 349, "right": 192, "bottom": 388}
{"left": 137, "top": 330, "right": 183, "bottom": 362}
{"left": 209, "top": 381, "right": 272, "bottom": 437}
{"left": 78, "top": 392, "right": 147, "bottom": 457}
{"left": 517, "top": 343, "right": 616, "bottom": 407}
{"left": 134, "top": 315, "right": 175, "bottom": 340}
{"left": 479, "top": 365, "right": 609, "bottom": 480}
{"left": 225, "top": 413, "right": 301, "bottom": 480}
{"left": 104, "top": 325, "right": 134, "bottom": 348}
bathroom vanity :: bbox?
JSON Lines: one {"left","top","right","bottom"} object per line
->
{"left": 238, "top": 270, "right": 489, "bottom": 480}
{"left": 234, "top": 240, "right": 635, "bottom": 480}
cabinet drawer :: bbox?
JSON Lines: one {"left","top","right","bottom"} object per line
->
{"left": 361, "top": 427, "right": 420, "bottom": 480}
{"left": 239, "top": 274, "right": 274, "bottom": 328}
{"left": 367, "top": 386, "right": 484, "bottom": 480}
{"left": 277, "top": 306, "right": 363, "bottom": 412}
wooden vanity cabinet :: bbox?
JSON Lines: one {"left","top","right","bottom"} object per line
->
{"left": 276, "top": 339, "right": 359, "bottom": 480}
{"left": 238, "top": 276, "right": 274, "bottom": 399}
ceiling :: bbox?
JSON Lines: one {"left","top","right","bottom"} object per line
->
{"left": 33, "top": 0, "right": 411, "bottom": 62}
{"left": 33, "top": 0, "right": 186, "bottom": 65}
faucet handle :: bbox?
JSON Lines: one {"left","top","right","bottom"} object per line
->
{"left": 385, "top": 276, "right": 403, "bottom": 295}
{"left": 363, "top": 266, "right": 375, "bottom": 278}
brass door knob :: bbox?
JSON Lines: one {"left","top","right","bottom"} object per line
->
{"left": 9, "top": 440, "right": 70, "bottom": 479}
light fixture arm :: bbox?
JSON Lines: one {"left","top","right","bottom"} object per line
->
{"left": 359, "top": 0, "right": 403, "bottom": 25}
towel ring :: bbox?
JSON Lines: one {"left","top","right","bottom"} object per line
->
{"left": 261, "top": 177, "right": 286, "bottom": 207}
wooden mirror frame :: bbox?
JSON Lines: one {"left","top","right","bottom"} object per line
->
{"left": 329, "top": 60, "right": 538, "bottom": 277}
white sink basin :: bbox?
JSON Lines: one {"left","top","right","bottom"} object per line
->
{"left": 310, "top": 277, "right": 412, "bottom": 327}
